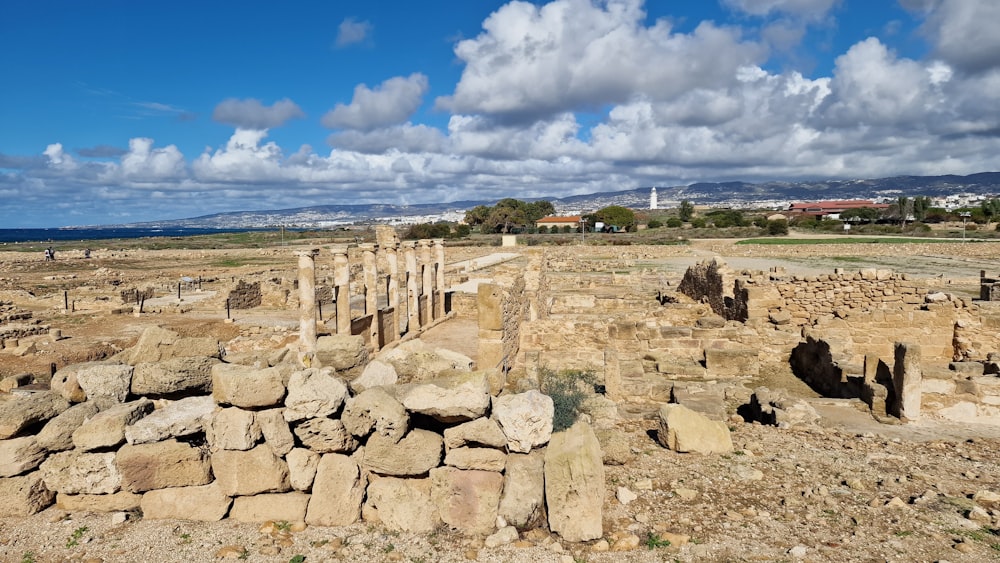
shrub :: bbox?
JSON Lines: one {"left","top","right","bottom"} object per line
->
{"left": 539, "top": 368, "right": 596, "bottom": 432}
{"left": 666, "top": 217, "right": 683, "bottom": 228}
{"left": 646, "top": 219, "right": 663, "bottom": 229}
{"left": 766, "top": 219, "right": 789, "bottom": 236}
{"left": 690, "top": 217, "right": 707, "bottom": 228}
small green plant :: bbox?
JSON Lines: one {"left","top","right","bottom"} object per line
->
{"left": 66, "top": 526, "right": 88, "bottom": 548}
{"left": 237, "top": 547, "right": 250, "bottom": 560}
{"left": 289, "top": 555, "right": 306, "bottom": 563}
{"left": 179, "top": 533, "right": 192, "bottom": 544}
{"left": 645, "top": 532, "right": 671, "bottom": 549}
{"left": 275, "top": 520, "right": 292, "bottom": 532}
{"left": 21, "top": 552, "right": 36, "bottom": 563}
{"left": 384, "top": 543, "right": 395, "bottom": 553}
{"left": 539, "top": 368, "right": 597, "bottom": 432}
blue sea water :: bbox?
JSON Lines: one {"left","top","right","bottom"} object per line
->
{"left": 0, "top": 227, "right": 270, "bottom": 244}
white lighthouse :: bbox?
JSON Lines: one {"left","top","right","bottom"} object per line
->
{"left": 650, "top": 187, "right": 658, "bottom": 210}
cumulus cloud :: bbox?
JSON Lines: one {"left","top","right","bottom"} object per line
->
{"left": 77, "top": 144, "right": 127, "bottom": 158}
{"left": 437, "top": 0, "right": 765, "bottom": 120}
{"left": 919, "top": 0, "right": 1000, "bottom": 73}
{"left": 328, "top": 123, "right": 446, "bottom": 154}
{"left": 322, "top": 74, "right": 429, "bottom": 131}
{"left": 721, "top": 0, "right": 840, "bottom": 18}
{"left": 335, "top": 17, "right": 372, "bottom": 48}
{"left": 212, "top": 98, "right": 305, "bottom": 130}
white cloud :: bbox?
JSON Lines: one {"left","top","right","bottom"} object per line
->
{"left": 335, "top": 18, "right": 372, "bottom": 48}
{"left": 322, "top": 74, "right": 429, "bottom": 131}
{"left": 212, "top": 98, "right": 305, "bottom": 130}
{"left": 722, "top": 0, "right": 840, "bottom": 18}
{"left": 114, "top": 138, "right": 186, "bottom": 182}
{"left": 919, "top": 0, "right": 1000, "bottom": 73}
{"left": 328, "top": 124, "right": 446, "bottom": 154}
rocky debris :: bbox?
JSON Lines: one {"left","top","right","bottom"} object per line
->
{"left": 493, "top": 389, "right": 555, "bottom": 453}
{"left": 545, "top": 421, "right": 604, "bottom": 542}
{"left": 743, "top": 386, "right": 821, "bottom": 429}
{"left": 656, "top": 403, "right": 734, "bottom": 454}
{"left": 350, "top": 359, "right": 398, "bottom": 392}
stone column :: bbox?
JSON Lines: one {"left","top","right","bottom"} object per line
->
{"left": 296, "top": 249, "right": 320, "bottom": 366}
{"left": 433, "top": 238, "right": 446, "bottom": 320}
{"left": 892, "top": 342, "right": 922, "bottom": 422}
{"left": 360, "top": 243, "right": 380, "bottom": 351}
{"left": 384, "top": 243, "right": 400, "bottom": 343}
{"left": 419, "top": 239, "right": 433, "bottom": 327}
{"left": 402, "top": 241, "right": 419, "bottom": 333}
{"left": 331, "top": 246, "right": 351, "bottom": 335}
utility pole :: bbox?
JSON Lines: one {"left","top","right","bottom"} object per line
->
{"left": 960, "top": 211, "right": 971, "bottom": 242}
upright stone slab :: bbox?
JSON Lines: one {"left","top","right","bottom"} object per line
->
{"left": 256, "top": 408, "right": 295, "bottom": 456}
{"left": 0, "top": 472, "right": 55, "bottom": 516}
{"left": 305, "top": 453, "right": 364, "bottom": 526}
{"left": 430, "top": 467, "right": 504, "bottom": 535}
{"left": 141, "top": 482, "right": 231, "bottom": 521}
{"left": 117, "top": 439, "right": 212, "bottom": 492}
{"left": 287, "top": 448, "right": 320, "bottom": 491}
{"left": 892, "top": 342, "right": 922, "bottom": 421}
{"left": 544, "top": 421, "right": 604, "bottom": 542}
{"left": 499, "top": 452, "right": 546, "bottom": 530}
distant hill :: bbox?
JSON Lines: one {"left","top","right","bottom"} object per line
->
{"left": 119, "top": 172, "right": 1000, "bottom": 229}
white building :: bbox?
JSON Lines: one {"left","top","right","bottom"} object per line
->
{"left": 650, "top": 187, "right": 658, "bottom": 210}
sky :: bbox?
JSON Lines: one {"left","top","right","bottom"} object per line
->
{"left": 2, "top": 0, "right": 999, "bottom": 228}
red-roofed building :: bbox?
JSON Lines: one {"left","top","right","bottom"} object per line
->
{"left": 536, "top": 215, "right": 583, "bottom": 229}
{"left": 787, "top": 200, "right": 890, "bottom": 219}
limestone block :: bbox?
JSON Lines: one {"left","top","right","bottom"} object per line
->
{"left": 477, "top": 284, "right": 504, "bottom": 331}
{"left": 56, "top": 491, "right": 142, "bottom": 513}
{"left": 492, "top": 390, "right": 555, "bottom": 453}
{"left": 0, "top": 391, "right": 70, "bottom": 439}
{"left": 401, "top": 372, "right": 491, "bottom": 423}
{"left": 172, "top": 336, "right": 222, "bottom": 359}
{"left": 283, "top": 367, "right": 348, "bottom": 422}
{"left": 0, "top": 373, "right": 32, "bottom": 393}
{"left": 314, "top": 334, "right": 368, "bottom": 373}
{"left": 444, "top": 447, "right": 507, "bottom": 471}
{"left": 430, "top": 467, "right": 503, "bottom": 535}
{"left": 211, "top": 363, "right": 286, "bottom": 408}
{"left": 207, "top": 406, "right": 261, "bottom": 451}
{"left": 141, "top": 482, "right": 231, "bottom": 521}
{"left": 363, "top": 429, "right": 442, "bottom": 476}
{"left": 382, "top": 340, "right": 474, "bottom": 382}
{"left": 292, "top": 418, "right": 358, "bottom": 453}
{"left": 545, "top": 421, "right": 604, "bottom": 542}
{"left": 256, "top": 409, "right": 295, "bottom": 456}
{"left": 124, "top": 396, "right": 215, "bottom": 445}
{"left": 363, "top": 477, "right": 440, "bottom": 533}
{"left": 230, "top": 492, "right": 310, "bottom": 523}
{"left": 41, "top": 451, "right": 121, "bottom": 494}
{"left": 75, "top": 363, "right": 134, "bottom": 409}
{"left": 305, "top": 453, "right": 364, "bottom": 526}
{"left": 50, "top": 364, "right": 87, "bottom": 402}
{"left": 130, "top": 356, "right": 219, "bottom": 396}
{"left": 704, "top": 347, "right": 759, "bottom": 377}
{"left": 656, "top": 403, "right": 733, "bottom": 454}
{"left": 72, "top": 399, "right": 154, "bottom": 452}
{"left": 443, "top": 417, "right": 508, "bottom": 450}
{"left": 0, "top": 436, "right": 46, "bottom": 477}
{"left": 35, "top": 402, "right": 99, "bottom": 452}
{"left": 499, "top": 452, "right": 546, "bottom": 530}
{"left": 117, "top": 439, "right": 212, "bottom": 492}
{"left": 287, "top": 447, "right": 321, "bottom": 491}
{"left": 0, "top": 472, "right": 55, "bottom": 516}
{"left": 212, "top": 445, "right": 290, "bottom": 496}
{"left": 341, "top": 387, "right": 408, "bottom": 443}
{"left": 350, "top": 359, "right": 398, "bottom": 393}
{"left": 892, "top": 342, "right": 922, "bottom": 422}
{"left": 125, "top": 326, "right": 181, "bottom": 365}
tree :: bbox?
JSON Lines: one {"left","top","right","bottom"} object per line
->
{"left": 678, "top": 200, "right": 694, "bottom": 222}
{"left": 463, "top": 205, "right": 491, "bottom": 226}
{"left": 840, "top": 207, "right": 882, "bottom": 223}
{"left": 896, "top": 196, "right": 911, "bottom": 227}
{"left": 766, "top": 219, "right": 789, "bottom": 236}
{"left": 591, "top": 205, "right": 636, "bottom": 231}
{"left": 526, "top": 200, "right": 555, "bottom": 222}
{"left": 912, "top": 196, "right": 932, "bottom": 221}
{"left": 982, "top": 198, "right": 1000, "bottom": 221}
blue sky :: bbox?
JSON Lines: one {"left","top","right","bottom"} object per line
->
{"left": 2, "top": 0, "right": 998, "bottom": 227}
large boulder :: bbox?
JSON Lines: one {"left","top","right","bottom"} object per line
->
{"left": 400, "top": 372, "right": 491, "bottom": 423}
{"left": 305, "top": 453, "right": 364, "bottom": 526}
{"left": 443, "top": 417, "right": 508, "bottom": 450}
{"left": 36, "top": 402, "right": 100, "bottom": 451}
{"left": 206, "top": 407, "right": 260, "bottom": 451}
{"left": 382, "top": 340, "right": 473, "bottom": 383}
{"left": 72, "top": 399, "right": 154, "bottom": 451}
{"left": 350, "top": 360, "right": 398, "bottom": 393}
{"left": 124, "top": 396, "right": 216, "bottom": 445}
{"left": 656, "top": 403, "right": 733, "bottom": 454}
{"left": 40, "top": 451, "right": 121, "bottom": 495}
{"left": 499, "top": 452, "right": 546, "bottom": 530}
{"left": 341, "top": 387, "right": 408, "bottom": 442}
{"left": 363, "top": 429, "right": 442, "bottom": 476}
{"left": 282, "top": 368, "right": 348, "bottom": 422}
{"left": 0, "top": 391, "right": 70, "bottom": 439}
{"left": 0, "top": 436, "right": 46, "bottom": 477}
{"left": 363, "top": 477, "right": 440, "bottom": 533}
{"left": 292, "top": 418, "right": 358, "bottom": 453}
{"left": 140, "top": 482, "right": 231, "bottom": 521}
{"left": 125, "top": 326, "right": 220, "bottom": 366}
{"left": 49, "top": 364, "right": 88, "bottom": 403}
{"left": 130, "top": 356, "right": 219, "bottom": 396}
{"left": 230, "top": 492, "right": 310, "bottom": 523}
{"left": 314, "top": 334, "right": 368, "bottom": 375}
{"left": 0, "top": 472, "right": 55, "bottom": 516}
{"left": 430, "top": 467, "right": 503, "bottom": 535}
{"left": 211, "top": 363, "right": 286, "bottom": 408}
{"left": 212, "top": 445, "right": 290, "bottom": 496}
{"left": 545, "top": 421, "right": 604, "bottom": 542}
{"left": 492, "top": 390, "right": 554, "bottom": 453}
{"left": 117, "top": 439, "right": 212, "bottom": 492}
{"left": 75, "top": 362, "right": 134, "bottom": 409}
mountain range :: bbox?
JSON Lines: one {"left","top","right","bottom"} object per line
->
{"left": 119, "top": 172, "right": 1000, "bottom": 229}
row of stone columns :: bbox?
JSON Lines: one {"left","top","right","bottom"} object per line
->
{"left": 296, "top": 238, "right": 447, "bottom": 363}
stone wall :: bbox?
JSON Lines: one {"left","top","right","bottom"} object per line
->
{"left": 226, "top": 280, "right": 262, "bottom": 310}
{"left": 478, "top": 276, "right": 529, "bottom": 375}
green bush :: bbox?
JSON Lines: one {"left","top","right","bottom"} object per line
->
{"left": 539, "top": 368, "right": 596, "bottom": 432}
{"left": 666, "top": 217, "right": 683, "bottom": 228}
{"left": 766, "top": 219, "right": 789, "bottom": 235}
{"left": 690, "top": 217, "right": 707, "bottom": 228}
{"left": 646, "top": 219, "right": 662, "bottom": 229}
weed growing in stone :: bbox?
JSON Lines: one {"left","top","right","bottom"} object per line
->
{"left": 65, "top": 526, "right": 88, "bottom": 548}
{"left": 539, "top": 367, "right": 596, "bottom": 432}
{"left": 645, "top": 532, "right": 671, "bottom": 549}
{"left": 288, "top": 555, "right": 306, "bottom": 563}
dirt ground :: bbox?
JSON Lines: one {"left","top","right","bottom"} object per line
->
{"left": 3, "top": 237, "right": 1000, "bottom": 562}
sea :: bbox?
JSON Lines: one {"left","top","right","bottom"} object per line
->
{"left": 0, "top": 227, "right": 271, "bottom": 244}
